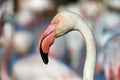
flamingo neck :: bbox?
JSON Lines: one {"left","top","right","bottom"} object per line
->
{"left": 75, "top": 18, "right": 96, "bottom": 80}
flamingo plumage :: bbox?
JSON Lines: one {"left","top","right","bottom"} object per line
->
{"left": 39, "top": 11, "right": 96, "bottom": 80}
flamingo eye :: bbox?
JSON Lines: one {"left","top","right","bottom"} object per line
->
{"left": 52, "top": 19, "right": 59, "bottom": 25}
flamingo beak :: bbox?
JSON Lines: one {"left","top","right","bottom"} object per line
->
{"left": 39, "top": 24, "right": 56, "bottom": 64}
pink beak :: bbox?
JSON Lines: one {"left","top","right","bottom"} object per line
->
{"left": 39, "top": 24, "right": 56, "bottom": 64}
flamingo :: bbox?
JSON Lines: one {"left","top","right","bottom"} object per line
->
{"left": 94, "top": 11, "right": 120, "bottom": 50}
{"left": 39, "top": 11, "right": 96, "bottom": 80}
{"left": 12, "top": 54, "right": 81, "bottom": 80}
{"left": 101, "top": 33, "right": 120, "bottom": 80}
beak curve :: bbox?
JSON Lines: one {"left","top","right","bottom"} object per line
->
{"left": 39, "top": 24, "right": 56, "bottom": 64}
{"left": 39, "top": 31, "right": 52, "bottom": 64}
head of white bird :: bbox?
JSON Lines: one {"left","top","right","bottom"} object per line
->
{"left": 52, "top": 11, "right": 78, "bottom": 37}
{"left": 39, "top": 11, "right": 78, "bottom": 64}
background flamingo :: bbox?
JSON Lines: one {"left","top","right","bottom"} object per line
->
{"left": 12, "top": 54, "right": 81, "bottom": 80}
{"left": 100, "top": 33, "right": 120, "bottom": 80}
{"left": 39, "top": 11, "right": 96, "bottom": 80}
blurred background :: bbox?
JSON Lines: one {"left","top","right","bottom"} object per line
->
{"left": 0, "top": 0, "right": 120, "bottom": 80}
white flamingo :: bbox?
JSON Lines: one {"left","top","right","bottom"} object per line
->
{"left": 12, "top": 54, "right": 81, "bottom": 80}
{"left": 39, "top": 11, "right": 96, "bottom": 80}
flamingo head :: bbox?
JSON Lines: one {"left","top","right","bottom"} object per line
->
{"left": 38, "top": 11, "right": 76, "bottom": 64}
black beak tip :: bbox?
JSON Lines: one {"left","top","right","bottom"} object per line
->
{"left": 44, "top": 59, "right": 48, "bottom": 64}
{"left": 39, "top": 48, "right": 49, "bottom": 64}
